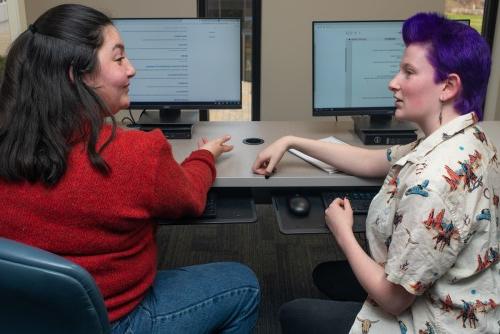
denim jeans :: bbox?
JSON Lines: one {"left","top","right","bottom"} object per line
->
{"left": 111, "top": 262, "right": 260, "bottom": 334}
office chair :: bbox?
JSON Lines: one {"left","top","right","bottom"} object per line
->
{"left": 0, "top": 237, "right": 111, "bottom": 334}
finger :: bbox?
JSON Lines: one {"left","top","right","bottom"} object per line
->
{"left": 265, "top": 160, "right": 278, "bottom": 176}
{"left": 252, "top": 165, "right": 268, "bottom": 175}
{"left": 252, "top": 162, "right": 265, "bottom": 174}
{"left": 222, "top": 144, "right": 234, "bottom": 152}
{"left": 197, "top": 138, "right": 205, "bottom": 148}
{"left": 343, "top": 197, "right": 351, "bottom": 209}
{"left": 330, "top": 197, "right": 343, "bottom": 207}
{"left": 255, "top": 169, "right": 267, "bottom": 175}
{"left": 252, "top": 155, "right": 268, "bottom": 172}
{"left": 343, "top": 197, "right": 353, "bottom": 213}
{"left": 218, "top": 135, "right": 232, "bottom": 145}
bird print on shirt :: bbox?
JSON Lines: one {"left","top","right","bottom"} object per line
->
{"left": 404, "top": 228, "right": 419, "bottom": 248}
{"left": 443, "top": 150, "right": 483, "bottom": 192}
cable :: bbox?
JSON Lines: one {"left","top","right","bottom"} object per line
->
{"left": 121, "top": 109, "right": 147, "bottom": 128}
{"left": 120, "top": 108, "right": 137, "bottom": 126}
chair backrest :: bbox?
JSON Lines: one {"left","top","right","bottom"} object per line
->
{"left": 0, "top": 237, "right": 111, "bottom": 334}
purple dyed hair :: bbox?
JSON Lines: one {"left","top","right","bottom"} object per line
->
{"left": 402, "top": 13, "right": 491, "bottom": 120}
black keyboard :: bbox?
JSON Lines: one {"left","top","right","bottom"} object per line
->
{"left": 200, "top": 192, "right": 217, "bottom": 218}
{"left": 321, "top": 189, "right": 378, "bottom": 215}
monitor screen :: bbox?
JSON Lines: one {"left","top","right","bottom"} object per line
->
{"left": 313, "top": 20, "right": 404, "bottom": 116}
{"left": 113, "top": 18, "right": 242, "bottom": 110}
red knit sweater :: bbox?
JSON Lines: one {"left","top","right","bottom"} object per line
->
{"left": 0, "top": 125, "right": 216, "bottom": 322}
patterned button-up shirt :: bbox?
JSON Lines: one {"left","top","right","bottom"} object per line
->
{"left": 349, "top": 113, "right": 499, "bottom": 334}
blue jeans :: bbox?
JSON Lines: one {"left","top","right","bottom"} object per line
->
{"left": 111, "top": 262, "right": 260, "bottom": 334}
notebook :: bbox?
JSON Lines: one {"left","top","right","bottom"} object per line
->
{"left": 288, "top": 136, "right": 346, "bottom": 174}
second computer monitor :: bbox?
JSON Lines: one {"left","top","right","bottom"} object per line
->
{"left": 313, "top": 20, "right": 404, "bottom": 117}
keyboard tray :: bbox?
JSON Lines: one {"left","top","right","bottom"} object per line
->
{"left": 272, "top": 194, "right": 366, "bottom": 234}
{"left": 321, "top": 190, "right": 377, "bottom": 215}
{"left": 157, "top": 194, "right": 256, "bottom": 225}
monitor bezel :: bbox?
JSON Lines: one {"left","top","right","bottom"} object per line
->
{"left": 312, "top": 19, "right": 405, "bottom": 117}
{"left": 112, "top": 17, "right": 243, "bottom": 110}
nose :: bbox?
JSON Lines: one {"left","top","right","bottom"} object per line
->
{"left": 126, "top": 58, "right": 136, "bottom": 78}
{"left": 388, "top": 73, "right": 399, "bottom": 93}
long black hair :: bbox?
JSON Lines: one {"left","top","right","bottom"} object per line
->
{"left": 0, "top": 4, "right": 116, "bottom": 186}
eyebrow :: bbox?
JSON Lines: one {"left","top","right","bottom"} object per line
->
{"left": 112, "top": 43, "right": 125, "bottom": 52}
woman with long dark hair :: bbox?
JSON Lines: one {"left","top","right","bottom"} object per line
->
{"left": 0, "top": 4, "right": 260, "bottom": 333}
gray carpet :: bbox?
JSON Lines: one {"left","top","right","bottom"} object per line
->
{"left": 156, "top": 204, "right": 367, "bottom": 333}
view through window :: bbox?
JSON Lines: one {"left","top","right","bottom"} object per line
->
{"left": 445, "top": 0, "right": 485, "bottom": 33}
{"left": 202, "top": 0, "right": 253, "bottom": 121}
{"left": 0, "top": 0, "right": 10, "bottom": 58}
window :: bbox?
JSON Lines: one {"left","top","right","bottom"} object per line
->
{"left": 445, "top": 0, "right": 486, "bottom": 33}
{"left": 0, "top": 0, "right": 10, "bottom": 57}
{"left": 198, "top": 0, "right": 261, "bottom": 121}
{"left": 445, "top": 0, "right": 498, "bottom": 61}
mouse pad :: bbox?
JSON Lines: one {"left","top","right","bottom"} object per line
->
{"left": 272, "top": 195, "right": 366, "bottom": 234}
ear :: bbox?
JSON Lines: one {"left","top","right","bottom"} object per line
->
{"left": 440, "top": 73, "right": 461, "bottom": 103}
{"left": 69, "top": 65, "right": 93, "bottom": 86}
{"left": 68, "top": 65, "right": 75, "bottom": 83}
{"left": 81, "top": 72, "right": 95, "bottom": 87}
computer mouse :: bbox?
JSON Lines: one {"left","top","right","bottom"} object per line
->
{"left": 287, "top": 195, "right": 311, "bottom": 217}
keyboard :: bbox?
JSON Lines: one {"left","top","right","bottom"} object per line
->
{"left": 321, "top": 189, "right": 378, "bottom": 215}
{"left": 200, "top": 192, "right": 217, "bottom": 218}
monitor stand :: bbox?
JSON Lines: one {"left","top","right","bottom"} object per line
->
{"left": 353, "top": 115, "right": 418, "bottom": 145}
{"left": 137, "top": 109, "right": 199, "bottom": 139}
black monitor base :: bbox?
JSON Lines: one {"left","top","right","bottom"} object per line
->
{"left": 353, "top": 115, "right": 418, "bottom": 145}
{"left": 137, "top": 109, "right": 199, "bottom": 139}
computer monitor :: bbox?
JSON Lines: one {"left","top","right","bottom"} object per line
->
{"left": 113, "top": 18, "right": 242, "bottom": 138}
{"left": 313, "top": 20, "right": 417, "bottom": 144}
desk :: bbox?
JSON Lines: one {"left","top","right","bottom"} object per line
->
{"left": 166, "top": 120, "right": 500, "bottom": 233}
{"left": 170, "top": 121, "right": 384, "bottom": 188}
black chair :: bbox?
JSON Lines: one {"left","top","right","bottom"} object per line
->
{"left": 0, "top": 237, "right": 111, "bottom": 334}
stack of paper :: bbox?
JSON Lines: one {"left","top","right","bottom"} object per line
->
{"left": 288, "top": 136, "right": 346, "bottom": 174}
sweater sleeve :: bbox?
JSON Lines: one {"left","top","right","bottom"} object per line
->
{"left": 148, "top": 132, "right": 216, "bottom": 218}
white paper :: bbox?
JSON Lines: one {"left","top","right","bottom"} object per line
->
{"left": 288, "top": 136, "right": 346, "bottom": 174}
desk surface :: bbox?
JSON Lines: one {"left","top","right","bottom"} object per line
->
{"left": 169, "top": 121, "right": 500, "bottom": 188}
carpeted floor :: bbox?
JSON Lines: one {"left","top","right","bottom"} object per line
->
{"left": 156, "top": 204, "right": 367, "bottom": 333}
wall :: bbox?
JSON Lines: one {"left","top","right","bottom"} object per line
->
{"left": 24, "top": 0, "right": 196, "bottom": 23}
{"left": 24, "top": 1, "right": 497, "bottom": 121}
{"left": 261, "top": 0, "right": 444, "bottom": 120}
{"left": 0, "top": 2, "right": 9, "bottom": 22}
{"left": 7, "top": 0, "right": 27, "bottom": 41}
{"left": 484, "top": 3, "right": 500, "bottom": 121}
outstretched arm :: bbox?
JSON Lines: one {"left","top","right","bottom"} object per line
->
{"left": 252, "top": 135, "right": 390, "bottom": 178}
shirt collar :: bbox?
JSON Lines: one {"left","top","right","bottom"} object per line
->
{"left": 393, "top": 112, "right": 478, "bottom": 166}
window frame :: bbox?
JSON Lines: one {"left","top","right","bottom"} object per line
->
{"left": 482, "top": 0, "right": 498, "bottom": 48}
{"left": 197, "top": 0, "right": 261, "bottom": 121}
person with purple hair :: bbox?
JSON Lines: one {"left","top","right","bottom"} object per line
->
{"left": 252, "top": 12, "right": 499, "bottom": 334}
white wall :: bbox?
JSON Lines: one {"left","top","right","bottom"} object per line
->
{"left": 0, "top": 2, "right": 9, "bottom": 22}
{"left": 7, "top": 0, "right": 27, "bottom": 41}
{"left": 24, "top": 0, "right": 196, "bottom": 23}
{"left": 22, "top": 1, "right": 498, "bottom": 121}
